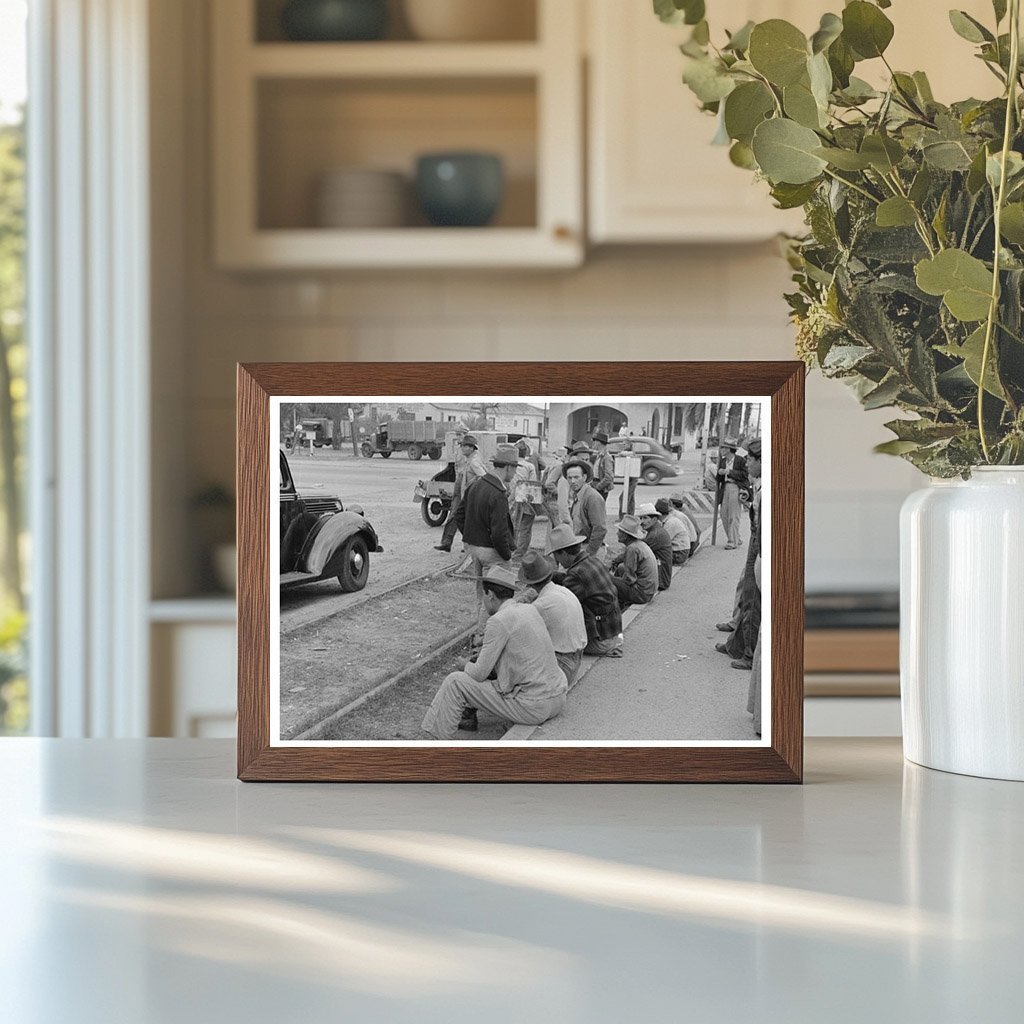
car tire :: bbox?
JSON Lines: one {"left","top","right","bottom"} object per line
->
{"left": 642, "top": 466, "right": 661, "bottom": 485}
{"left": 407, "top": 444, "right": 423, "bottom": 461}
{"left": 380, "top": 451, "right": 392, "bottom": 458}
{"left": 337, "top": 536, "right": 370, "bottom": 592}
{"left": 360, "top": 442, "right": 374, "bottom": 458}
{"left": 421, "top": 497, "right": 448, "bottom": 527}
{"left": 429, "top": 448, "right": 441, "bottom": 460}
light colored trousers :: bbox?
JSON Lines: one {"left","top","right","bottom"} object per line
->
{"left": 464, "top": 543, "right": 510, "bottom": 639}
{"left": 747, "top": 632, "right": 762, "bottom": 734}
{"left": 720, "top": 482, "right": 742, "bottom": 546}
{"left": 422, "top": 671, "right": 566, "bottom": 739}
{"left": 556, "top": 649, "right": 583, "bottom": 688}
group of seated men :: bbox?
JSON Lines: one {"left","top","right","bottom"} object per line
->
{"left": 421, "top": 458, "right": 704, "bottom": 739}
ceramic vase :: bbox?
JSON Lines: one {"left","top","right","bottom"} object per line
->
{"left": 900, "top": 467, "right": 1024, "bottom": 781}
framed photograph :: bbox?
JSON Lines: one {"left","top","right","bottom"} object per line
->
{"left": 237, "top": 362, "right": 803, "bottom": 782}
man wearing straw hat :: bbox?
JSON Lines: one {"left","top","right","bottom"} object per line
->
{"left": 435, "top": 431, "right": 486, "bottom": 553}
{"left": 517, "top": 550, "right": 587, "bottom": 687}
{"left": 591, "top": 431, "right": 615, "bottom": 500}
{"left": 564, "top": 450, "right": 607, "bottom": 558}
{"left": 548, "top": 524, "right": 623, "bottom": 657}
{"left": 637, "top": 502, "right": 673, "bottom": 591}
{"left": 421, "top": 565, "right": 567, "bottom": 739}
{"left": 609, "top": 515, "right": 658, "bottom": 610}
{"left": 455, "top": 443, "right": 518, "bottom": 644}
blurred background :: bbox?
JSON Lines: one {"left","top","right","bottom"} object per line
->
{"left": 0, "top": 0, "right": 997, "bottom": 739}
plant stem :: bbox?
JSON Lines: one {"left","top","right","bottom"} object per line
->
{"left": 978, "top": 0, "right": 1021, "bottom": 462}
{"left": 822, "top": 167, "right": 880, "bottom": 205}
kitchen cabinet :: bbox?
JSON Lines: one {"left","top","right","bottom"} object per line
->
{"left": 211, "top": 0, "right": 583, "bottom": 269}
{"left": 587, "top": 0, "right": 999, "bottom": 244}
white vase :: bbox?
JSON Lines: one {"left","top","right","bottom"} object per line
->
{"left": 900, "top": 467, "right": 1024, "bottom": 781}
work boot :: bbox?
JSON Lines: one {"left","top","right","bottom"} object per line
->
{"left": 715, "top": 622, "right": 735, "bottom": 632}
{"left": 434, "top": 544, "right": 451, "bottom": 552}
{"left": 731, "top": 659, "right": 753, "bottom": 670}
{"left": 715, "top": 642, "right": 730, "bottom": 655}
{"left": 458, "top": 708, "right": 478, "bottom": 732}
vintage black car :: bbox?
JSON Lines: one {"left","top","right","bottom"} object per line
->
{"left": 279, "top": 450, "right": 382, "bottom": 592}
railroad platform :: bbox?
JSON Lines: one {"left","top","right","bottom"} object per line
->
{"left": 502, "top": 531, "right": 759, "bottom": 743}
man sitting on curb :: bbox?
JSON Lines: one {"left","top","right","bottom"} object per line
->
{"left": 669, "top": 491, "right": 701, "bottom": 557}
{"left": 656, "top": 497, "right": 690, "bottom": 566}
{"left": 548, "top": 524, "right": 624, "bottom": 658}
{"left": 421, "top": 566, "right": 567, "bottom": 740}
{"left": 637, "top": 503, "right": 673, "bottom": 591}
{"left": 516, "top": 549, "right": 587, "bottom": 687}
{"left": 609, "top": 515, "right": 658, "bottom": 610}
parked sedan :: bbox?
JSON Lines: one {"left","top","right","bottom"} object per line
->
{"left": 279, "top": 450, "right": 382, "bottom": 592}
{"left": 605, "top": 436, "right": 680, "bottom": 485}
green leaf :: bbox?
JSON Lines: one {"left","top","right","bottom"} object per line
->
{"left": 922, "top": 141, "right": 972, "bottom": 171}
{"left": 751, "top": 118, "right": 828, "bottom": 184}
{"left": 770, "top": 180, "right": 820, "bottom": 209}
{"left": 942, "top": 325, "right": 1006, "bottom": 398}
{"left": 912, "top": 71, "right": 935, "bottom": 104}
{"left": 748, "top": 20, "right": 809, "bottom": 87}
{"left": 876, "top": 197, "right": 918, "bottom": 228}
{"left": 862, "top": 374, "right": 903, "bottom": 409}
{"left": 827, "top": 36, "right": 856, "bottom": 89}
{"left": 810, "top": 12, "right": 843, "bottom": 54}
{"left": 884, "top": 418, "right": 963, "bottom": 443}
{"left": 874, "top": 439, "right": 922, "bottom": 455}
{"left": 682, "top": 58, "right": 736, "bottom": 104}
{"left": 1000, "top": 203, "right": 1024, "bottom": 245}
{"left": 993, "top": 0, "right": 1008, "bottom": 24}
{"left": 653, "top": 0, "right": 705, "bottom": 26}
{"left": 729, "top": 140, "right": 757, "bottom": 169}
{"left": 909, "top": 164, "right": 933, "bottom": 205}
{"left": 724, "top": 20, "right": 755, "bottom": 53}
{"left": 692, "top": 19, "right": 710, "bottom": 46}
{"left": 807, "top": 51, "right": 833, "bottom": 109}
{"left": 860, "top": 133, "right": 904, "bottom": 173}
{"left": 723, "top": 81, "right": 775, "bottom": 144}
{"left": 915, "top": 249, "right": 994, "bottom": 322}
{"left": 948, "top": 10, "right": 994, "bottom": 44}
{"left": 814, "top": 146, "right": 872, "bottom": 170}
{"left": 784, "top": 80, "right": 824, "bottom": 129}
{"left": 986, "top": 150, "right": 1024, "bottom": 191}
{"left": 967, "top": 144, "right": 991, "bottom": 194}
{"left": 842, "top": 1, "right": 895, "bottom": 59}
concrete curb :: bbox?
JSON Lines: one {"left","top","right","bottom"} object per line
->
{"left": 294, "top": 624, "right": 476, "bottom": 740}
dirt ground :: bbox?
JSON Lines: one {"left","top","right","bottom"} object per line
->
{"left": 320, "top": 638, "right": 510, "bottom": 741}
{"left": 279, "top": 574, "right": 478, "bottom": 739}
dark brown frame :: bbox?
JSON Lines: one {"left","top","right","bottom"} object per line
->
{"left": 238, "top": 362, "right": 804, "bottom": 782}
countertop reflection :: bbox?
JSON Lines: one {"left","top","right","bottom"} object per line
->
{"left": 1, "top": 738, "right": 1021, "bottom": 1023}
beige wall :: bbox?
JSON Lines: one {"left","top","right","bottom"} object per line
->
{"left": 152, "top": 0, "right": 919, "bottom": 598}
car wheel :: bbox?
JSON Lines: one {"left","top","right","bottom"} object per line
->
{"left": 642, "top": 466, "right": 661, "bottom": 485}
{"left": 337, "top": 536, "right": 370, "bottom": 592}
{"left": 380, "top": 451, "right": 392, "bottom": 458}
{"left": 421, "top": 497, "right": 447, "bottom": 527}
{"left": 360, "top": 442, "right": 373, "bottom": 458}
{"left": 407, "top": 444, "right": 423, "bottom": 460}
{"left": 429, "top": 448, "right": 441, "bottom": 460}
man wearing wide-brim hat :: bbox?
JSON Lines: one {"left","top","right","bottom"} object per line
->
{"left": 516, "top": 549, "right": 587, "bottom": 687}
{"left": 454, "top": 443, "right": 518, "bottom": 643}
{"left": 436, "top": 431, "right": 487, "bottom": 553}
{"left": 421, "top": 565, "right": 568, "bottom": 739}
{"left": 548, "top": 524, "right": 623, "bottom": 657}
{"left": 609, "top": 515, "right": 658, "bottom": 610}
{"left": 637, "top": 502, "right": 673, "bottom": 591}
{"left": 669, "top": 490, "right": 701, "bottom": 557}
{"left": 716, "top": 438, "right": 747, "bottom": 550}
{"left": 563, "top": 454, "right": 607, "bottom": 558}
{"left": 590, "top": 431, "right": 614, "bottom": 500}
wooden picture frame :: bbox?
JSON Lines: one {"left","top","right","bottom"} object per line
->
{"left": 238, "top": 362, "right": 804, "bottom": 782}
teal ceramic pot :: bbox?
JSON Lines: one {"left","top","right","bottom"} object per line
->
{"left": 415, "top": 153, "right": 505, "bottom": 227}
{"left": 281, "top": 0, "right": 388, "bottom": 41}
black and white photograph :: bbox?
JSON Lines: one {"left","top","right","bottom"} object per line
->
{"left": 271, "top": 396, "right": 770, "bottom": 746}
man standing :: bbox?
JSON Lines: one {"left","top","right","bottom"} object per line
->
{"left": 548, "top": 524, "right": 623, "bottom": 657}
{"left": 436, "top": 432, "right": 486, "bottom": 553}
{"left": 656, "top": 497, "right": 690, "bottom": 566}
{"left": 610, "top": 515, "right": 658, "bottom": 609}
{"left": 564, "top": 456, "right": 607, "bottom": 558}
{"left": 540, "top": 445, "right": 571, "bottom": 538}
{"left": 510, "top": 439, "right": 539, "bottom": 560}
{"left": 516, "top": 550, "right": 587, "bottom": 687}
{"left": 455, "top": 444, "right": 518, "bottom": 643}
{"left": 591, "top": 431, "right": 615, "bottom": 501}
{"left": 716, "top": 440, "right": 746, "bottom": 550}
{"left": 422, "top": 566, "right": 567, "bottom": 739}
{"left": 636, "top": 503, "right": 673, "bottom": 590}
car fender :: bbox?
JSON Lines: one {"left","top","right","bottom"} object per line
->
{"left": 302, "top": 512, "right": 382, "bottom": 576}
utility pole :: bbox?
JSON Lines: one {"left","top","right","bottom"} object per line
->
{"left": 699, "top": 402, "right": 713, "bottom": 484}
{"left": 710, "top": 403, "right": 727, "bottom": 546}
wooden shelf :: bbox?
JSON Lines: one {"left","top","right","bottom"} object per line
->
{"left": 804, "top": 629, "right": 899, "bottom": 675}
{"left": 249, "top": 42, "right": 544, "bottom": 78}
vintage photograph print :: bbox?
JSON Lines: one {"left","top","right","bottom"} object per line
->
{"left": 238, "top": 363, "right": 804, "bottom": 781}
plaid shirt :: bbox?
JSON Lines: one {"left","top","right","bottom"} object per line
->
{"left": 558, "top": 550, "right": 622, "bottom": 642}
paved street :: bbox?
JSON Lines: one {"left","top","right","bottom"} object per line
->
{"left": 281, "top": 447, "right": 708, "bottom": 634}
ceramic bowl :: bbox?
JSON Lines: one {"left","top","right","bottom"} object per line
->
{"left": 403, "top": 0, "right": 534, "bottom": 42}
{"left": 281, "top": 0, "right": 388, "bottom": 42}
{"left": 415, "top": 152, "right": 504, "bottom": 227}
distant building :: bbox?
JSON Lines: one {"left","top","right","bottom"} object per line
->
{"left": 491, "top": 403, "right": 546, "bottom": 439}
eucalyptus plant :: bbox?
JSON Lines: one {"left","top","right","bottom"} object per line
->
{"left": 657, "top": 0, "right": 1024, "bottom": 475}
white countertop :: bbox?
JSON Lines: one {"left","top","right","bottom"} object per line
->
{"left": 1, "top": 738, "right": 1021, "bottom": 1023}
